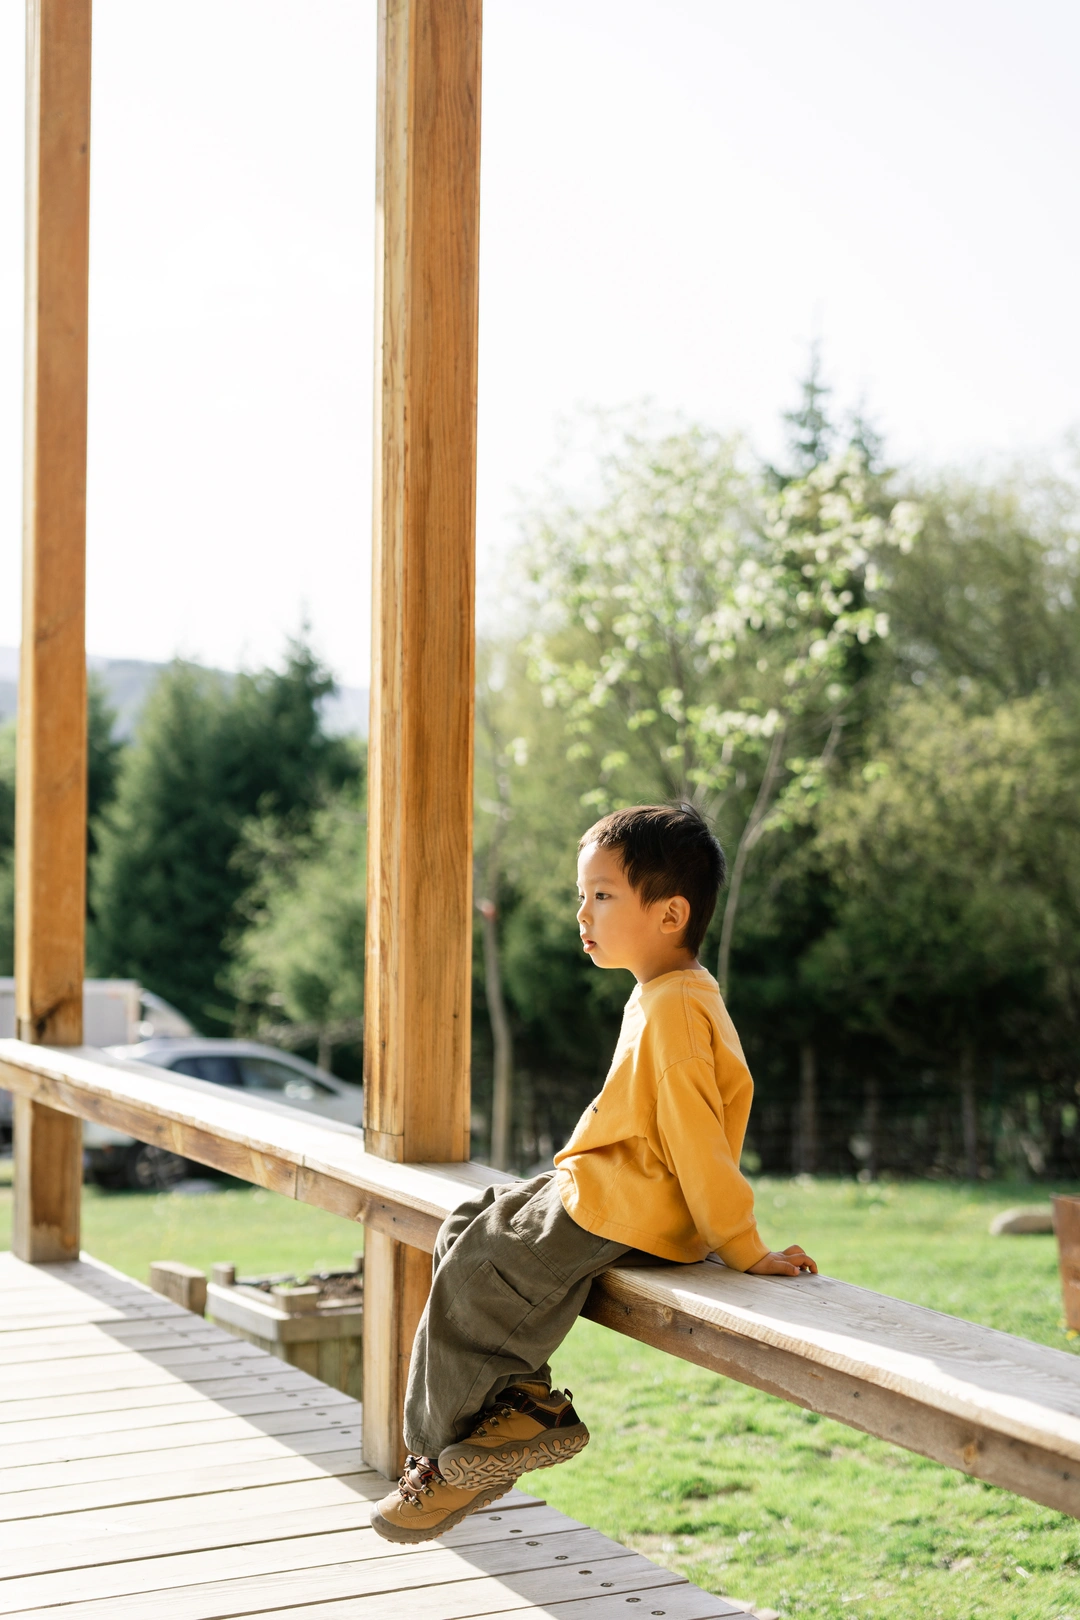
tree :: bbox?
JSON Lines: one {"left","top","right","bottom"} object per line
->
{"left": 0, "top": 678, "right": 124, "bottom": 973}
{"left": 883, "top": 466, "right": 1080, "bottom": 700}
{"left": 86, "top": 677, "right": 125, "bottom": 872}
{"left": 776, "top": 340, "right": 835, "bottom": 478}
{"left": 523, "top": 423, "right": 919, "bottom": 994}
{"left": 473, "top": 655, "right": 523, "bottom": 1169}
{"left": 804, "top": 690, "right": 1080, "bottom": 1175}
{"left": 89, "top": 644, "right": 359, "bottom": 1029}
{"left": 228, "top": 781, "right": 367, "bottom": 1072}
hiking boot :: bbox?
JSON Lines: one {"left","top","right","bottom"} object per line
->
{"left": 370, "top": 1455, "right": 512, "bottom": 1544}
{"left": 438, "top": 1382, "right": 589, "bottom": 1489}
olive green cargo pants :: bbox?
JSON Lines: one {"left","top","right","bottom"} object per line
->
{"left": 403, "top": 1171, "right": 630, "bottom": 1458}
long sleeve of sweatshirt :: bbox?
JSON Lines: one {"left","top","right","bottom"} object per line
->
{"left": 554, "top": 966, "right": 770, "bottom": 1270}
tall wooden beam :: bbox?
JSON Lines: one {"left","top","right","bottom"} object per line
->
{"left": 362, "top": 0, "right": 482, "bottom": 1476}
{"left": 13, "top": 0, "right": 92, "bottom": 1263}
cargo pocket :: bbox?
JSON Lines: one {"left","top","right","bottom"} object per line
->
{"left": 510, "top": 1178, "right": 615, "bottom": 1283}
{"left": 445, "top": 1259, "right": 533, "bottom": 1351}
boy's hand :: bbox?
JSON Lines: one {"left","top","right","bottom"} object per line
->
{"left": 746, "top": 1245, "right": 817, "bottom": 1276}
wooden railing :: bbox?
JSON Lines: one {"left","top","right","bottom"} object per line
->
{"left": 4, "top": 1036, "right": 1080, "bottom": 1519}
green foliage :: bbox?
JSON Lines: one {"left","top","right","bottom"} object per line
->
{"left": 521, "top": 422, "right": 918, "bottom": 1009}
{"left": 475, "top": 407, "right": 1080, "bottom": 1175}
{"left": 0, "top": 1172, "right": 364, "bottom": 1281}
{"left": 885, "top": 468, "right": 1080, "bottom": 699}
{"left": 86, "top": 676, "right": 125, "bottom": 866}
{"left": 779, "top": 338, "right": 836, "bottom": 476}
{"left": 807, "top": 691, "right": 1080, "bottom": 1046}
{"left": 89, "top": 644, "right": 359, "bottom": 1030}
{"left": 228, "top": 780, "right": 367, "bottom": 1066}
{"left": 0, "top": 678, "right": 125, "bottom": 974}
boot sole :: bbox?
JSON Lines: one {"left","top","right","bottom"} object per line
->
{"left": 438, "top": 1422, "right": 590, "bottom": 1489}
{"left": 369, "top": 1479, "right": 512, "bottom": 1545}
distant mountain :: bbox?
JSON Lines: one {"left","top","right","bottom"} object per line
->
{"left": 0, "top": 648, "right": 368, "bottom": 739}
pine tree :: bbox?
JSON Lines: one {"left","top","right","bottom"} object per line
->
{"left": 781, "top": 340, "right": 835, "bottom": 476}
{"left": 89, "top": 644, "right": 359, "bottom": 1029}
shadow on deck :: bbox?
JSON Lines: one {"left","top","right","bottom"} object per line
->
{"left": 0, "top": 1252, "right": 747, "bottom": 1619}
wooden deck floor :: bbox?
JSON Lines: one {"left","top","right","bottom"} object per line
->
{"left": 0, "top": 1252, "right": 746, "bottom": 1619}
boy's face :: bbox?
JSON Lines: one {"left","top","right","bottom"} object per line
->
{"left": 576, "top": 840, "right": 693, "bottom": 980}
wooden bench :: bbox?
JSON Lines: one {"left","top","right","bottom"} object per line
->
{"left": 4, "top": 1037, "right": 1079, "bottom": 1519}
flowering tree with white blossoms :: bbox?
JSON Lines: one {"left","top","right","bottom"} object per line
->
{"left": 524, "top": 426, "right": 921, "bottom": 991}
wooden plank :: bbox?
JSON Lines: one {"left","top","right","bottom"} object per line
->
{"left": 0, "top": 1448, "right": 380, "bottom": 1522}
{"left": 149, "top": 1259, "right": 208, "bottom": 1315}
{"left": 241, "top": 1596, "right": 729, "bottom": 1620}
{"left": 365, "top": 0, "right": 480, "bottom": 1162}
{"left": 0, "top": 1370, "right": 326, "bottom": 1426}
{"left": 14, "top": 0, "right": 92, "bottom": 1266}
{"left": 0, "top": 1347, "right": 292, "bottom": 1399}
{"left": 0, "top": 1334, "right": 268, "bottom": 1374}
{"left": 0, "top": 1362, "right": 302, "bottom": 1406}
{"left": 0, "top": 1521, "right": 619, "bottom": 1614}
{"left": 2, "top": 1543, "right": 663, "bottom": 1620}
{"left": 0, "top": 1505, "right": 378, "bottom": 1584}
{"left": 0, "top": 1387, "right": 354, "bottom": 1443}
{"left": 363, "top": 0, "right": 483, "bottom": 1476}
{"left": 0, "top": 1287, "right": 183, "bottom": 1317}
{"left": 0, "top": 1402, "right": 369, "bottom": 1470}
{"left": 11, "top": 1100, "right": 82, "bottom": 1264}
{"left": 585, "top": 1260, "right": 1080, "bottom": 1516}
{"left": 0, "top": 1500, "right": 559, "bottom": 1582}
{"left": 0, "top": 1421, "right": 365, "bottom": 1496}
{"left": 361, "top": 1225, "right": 431, "bottom": 1479}
{"left": 0, "top": 1321, "right": 233, "bottom": 1358}
{"left": 479, "top": 1597, "right": 739, "bottom": 1620}
{"left": 0, "top": 1044, "right": 512, "bottom": 1250}
{"left": 16, "top": 0, "right": 91, "bottom": 1048}
{"left": 0, "top": 1473, "right": 395, "bottom": 1553}
{"left": 2, "top": 1087, "right": 1080, "bottom": 1522}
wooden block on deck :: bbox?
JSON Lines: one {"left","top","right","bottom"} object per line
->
{"left": 149, "top": 1261, "right": 208, "bottom": 1316}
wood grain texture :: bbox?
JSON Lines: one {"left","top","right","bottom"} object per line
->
{"left": 365, "top": 0, "right": 482, "bottom": 1166}
{"left": 149, "top": 1261, "right": 208, "bottom": 1317}
{"left": 273, "top": 1589, "right": 734, "bottom": 1620}
{"left": 0, "top": 1041, "right": 513, "bottom": 1249}
{"left": 0, "top": 1525, "right": 634, "bottom": 1616}
{"left": 1054, "top": 1194, "right": 1080, "bottom": 1330}
{"left": 584, "top": 1260, "right": 1080, "bottom": 1514}
{"left": 8, "top": 1053, "right": 1080, "bottom": 1514}
{"left": 361, "top": 1228, "right": 431, "bottom": 1476}
{"left": 12, "top": 1095, "right": 82, "bottom": 1262}
{"left": 0, "top": 1255, "right": 721, "bottom": 1618}
{"left": 14, "top": 0, "right": 92, "bottom": 1264}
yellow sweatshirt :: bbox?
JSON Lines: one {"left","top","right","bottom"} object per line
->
{"left": 554, "top": 966, "right": 769, "bottom": 1270}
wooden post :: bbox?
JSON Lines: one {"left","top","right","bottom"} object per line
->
{"left": 13, "top": 0, "right": 92, "bottom": 1264}
{"left": 362, "top": 0, "right": 482, "bottom": 1476}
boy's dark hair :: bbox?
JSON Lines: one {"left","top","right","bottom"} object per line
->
{"left": 579, "top": 803, "right": 726, "bottom": 957}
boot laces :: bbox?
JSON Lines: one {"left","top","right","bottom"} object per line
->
{"left": 398, "top": 1454, "right": 438, "bottom": 1505}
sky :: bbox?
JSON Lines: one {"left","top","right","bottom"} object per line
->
{"left": 1, "top": 1, "right": 1078, "bottom": 688}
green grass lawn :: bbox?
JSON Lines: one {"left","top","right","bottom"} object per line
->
{"left": 1, "top": 1169, "right": 1077, "bottom": 1619}
{"left": 0, "top": 1164, "right": 363, "bottom": 1280}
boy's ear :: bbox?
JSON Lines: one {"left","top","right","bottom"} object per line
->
{"left": 658, "top": 894, "right": 691, "bottom": 937}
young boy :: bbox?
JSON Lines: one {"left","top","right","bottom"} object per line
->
{"left": 372, "top": 802, "right": 816, "bottom": 1543}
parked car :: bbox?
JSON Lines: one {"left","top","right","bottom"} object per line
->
{"left": 83, "top": 1038, "right": 364, "bottom": 1191}
{"left": 0, "top": 984, "right": 195, "bottom": 1147}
